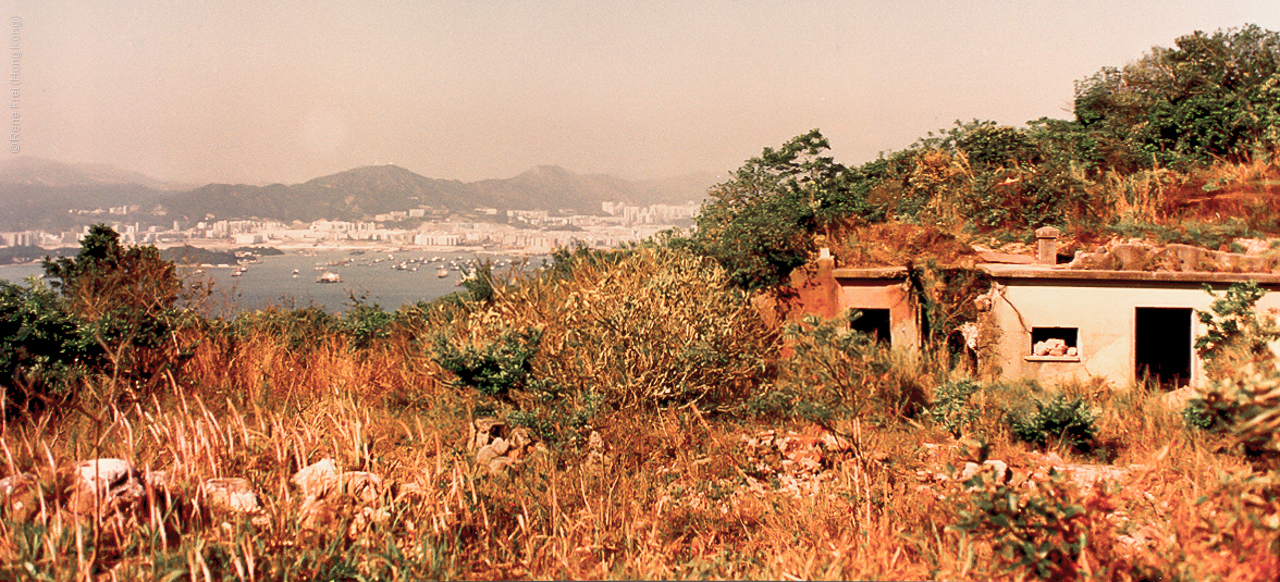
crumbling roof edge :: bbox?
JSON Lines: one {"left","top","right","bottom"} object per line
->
{"left": 978, "top": 263, "right": 1280, "bottom": 285}
{"left": 831, "top": 266, "right": 910, "bottom": 280}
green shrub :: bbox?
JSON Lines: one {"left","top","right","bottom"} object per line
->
{"left": 1181, "top": 399, "right": 1215, "bottom": 431}
{"left": 950, "top": 464, "right": 1099, "bottom": 580}
{"left": 341, "top": 297, "right": 395, "bottom": 350}
{"left": 773, "top": 312, "right": 929, "bottom": 423}
{"left": 433, "top": 324, "right": 543, "bottom": 398}
{"left": 1196, "top": 281, "right": 1278, "bottom": 380}
{"left": 692, "top": 130, "right": 878, "bottom": 291}
{"left": 506, "top": 379, "right": 602, "bottom": 448}
{"left": 928, "top": 379, "right": 983, "bottom": 438}
{"left": 230, "top": 305, "right": 341, "bottom": 349}
{"left": 41, "top": 224, "right": 193, "bottom": 401}
{"left": 514, "top": 245, "right": 778, "bottom": 412}
{"left": 1189, "top": 283, "right": 1280, "bottom": 464}
{"left": 0, "top": 280, "right": 100, "bottom": 416}
{"left": 1006, "top": 394, "right": 1099, "bottom": 451}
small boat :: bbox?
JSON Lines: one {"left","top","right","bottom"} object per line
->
{"left": 316, "top": 272, "right": 343, "bottom": 284}
{"left": 437, "top": 267, "right": 449, "bottom": 278}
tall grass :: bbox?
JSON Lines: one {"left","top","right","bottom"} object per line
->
{"left": 3, "top": 244, "right": 1280, "bottom": 580}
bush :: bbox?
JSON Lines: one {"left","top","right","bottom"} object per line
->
{"left": 230, "top": 306, "right": 341, "bottom": 350}
{"left": 427, "top": 244, "right": 778, "bottom": 438}
{"left": 0, "top": 280, "right": 100, "bottom": 416}
{"left": 1189, "top": 283, "right": 1280, "bottom": 464}
{"left": 692, "top": 130, "right": 878, "bottom": 291}
{"left": 433, "top": 323, "right": 543, "bottom": 399}
{"left": 41, "top": 224, "right": 193, "bottom": 401}
{"left": 950, "top": 464, "right": 1115, "bottom": 580}
{"left": 928, "top": 379, "right": 983, "bottom": 438}
{"left": 772, "top": 312, "right": 929, "bottom": 423}
{"left": 1006, "top": 393, "right": 1099, "bottom": 451}
{"left": 1196, "top": 281, "right": 1278, "bottom": 380}
{"left": 341, "top": 297, "right": 395, "bottom": 350}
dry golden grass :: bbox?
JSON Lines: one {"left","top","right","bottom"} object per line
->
{"left": 3, "top": 245, "right": 1280, "bottom": 580}
{"left": 4, "top": 368, "right": 1279, "bottom": 580}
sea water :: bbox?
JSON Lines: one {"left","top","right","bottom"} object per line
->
{"left": 0, "top": 249, "right": 550, "bottom": 314}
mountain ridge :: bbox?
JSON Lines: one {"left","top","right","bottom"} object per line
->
{"left": 0, "top": 158, "right": 714, "bottom": 229}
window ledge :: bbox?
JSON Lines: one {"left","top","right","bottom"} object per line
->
{"left": 1024, "top": 355, "right": 1081, "bottom": 363}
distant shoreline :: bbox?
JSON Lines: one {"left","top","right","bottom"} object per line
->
{"left": 156, "top": 239, "right": 555, "bottom": 257}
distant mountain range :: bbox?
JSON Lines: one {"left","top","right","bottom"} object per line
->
{"left": 0, "top": 157, "right": 717, "bottom": 229}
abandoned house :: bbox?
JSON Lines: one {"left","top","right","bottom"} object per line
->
{"left": 791, "top": 228, "right": 1280, "bottom": 389}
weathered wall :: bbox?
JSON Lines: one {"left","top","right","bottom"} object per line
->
{"left": 833, "top": 272, "right": 919, "bottom": 348}
{"left": 987, "top": 279, "right": 1280, "bottom": 388}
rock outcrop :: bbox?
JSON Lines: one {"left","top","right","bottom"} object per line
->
{"left": 470, "top": 417, "right": 544, "bottom": 475}
{"left": 1066, "top": 239, "right": 1280, "bottom": 273}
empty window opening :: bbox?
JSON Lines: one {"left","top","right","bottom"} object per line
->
{"left": 849, "top": 309, "right": 891, "bottom": 345}
{"left": 1135, "top": 307, "right": 1192, "bottom": 388}
{"left": 1030, "top": 327, "right": 1079, "bottom": 358}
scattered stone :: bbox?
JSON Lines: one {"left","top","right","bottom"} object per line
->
{"left": 338, "top": 471, "right": 384, "bottom": 504}
{"left": 69, "top": 458, "right": 145, "bottom": 516}
{"left": 959, "top": 459, "right": 1011, "bottom": 484}
{"left": 583, "top": 430, "right": 613, "bottom": 470}
{"left": 293, "top": 466, "right": 387, "bottom": 532}
{"left": 1066, "top": 251, "right": 1118, "bottom": 270}
{"left": 1234, "top": 238, "right": 1273, "bottom": 255}
{"left": 471, "top": 417, "right": 507, "bottom": 452}
{"left": 1160, "top": 387, "right": 1198, "bottom": 412}
{"left": 142, "top": 469, "right": 172, "bottom": 493}
{"left": 0, "top": 473, "right": 39, "bottom": 521}
{"left": 1110, "top": 244, "right": 1151, "bottom": 270}
{"left": 473, "top": 420, "right": 542, "bottom": 475}
{"left": 1032, "top": 338, "right": 1072, "bottom": 357}
{"left": 75, "top": 458, "right": 135, "bottom": 489}
{"left": 292, "top": 458, "right": 339, "bottom": 498}
{"left": 199, "top": 477, "right": 261, "bottom": 513}
{"left": 475, "top": 444, "right": 503, "bottom": 467}
{"left": 0, "top": 473, "right": 35, "bottom": 496}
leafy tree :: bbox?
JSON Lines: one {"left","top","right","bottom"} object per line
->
{"left": 44, "top": 224, "right": 183, "bottom": 319}
{"left": 1073, "top": 24, "right": 1280, "bottom": 168}
{"left": 42, "top": 224, "right": 191, "bottom": 400}
{"left": 693, "top": 129, "right": 879, "bottom": 291}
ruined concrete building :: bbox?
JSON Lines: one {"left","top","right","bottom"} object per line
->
{"left": 792, "top": 227, "right": 1280, "bottom": 389}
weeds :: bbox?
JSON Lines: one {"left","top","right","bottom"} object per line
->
{"left": 928, "top": 379, "right": 983, "bottom": 438}
{"left": 1006, "top": 393, "right": 1100, "bottom": 452}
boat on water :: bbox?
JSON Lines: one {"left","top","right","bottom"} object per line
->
{"left": 316, "top": 272, "right": 343, "bottom": 284}
{"left": 436, "top": 267, "right": 449, "bottom": 278}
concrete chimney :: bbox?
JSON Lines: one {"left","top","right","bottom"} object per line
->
{"left": 1035, "top": 226, "right": 1060, "bottom": 265}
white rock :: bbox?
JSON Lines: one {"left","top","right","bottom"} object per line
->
{"left": 200, "top": 478, "right": 261, "bottom": 513}
{"left": 292, "top": 458, "right": 339, "bottom": 498}
{"left": 75, "top": 458, "right": 135, "bottom": 488}
{"left": 338, "top": 471, "right": 383, "bottom": 504}
{"left": 69, "top": 459, "right": 144, "bottom": 516}
{"left": 476, "top": 444, "right": 502, "bottom": 466}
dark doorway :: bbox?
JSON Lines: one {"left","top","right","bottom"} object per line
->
{"left": 850, "top": 309, "right": 892, "bottom": 345}
{"left": 1135, "top": 307, "right": 1192, "bottom": 388}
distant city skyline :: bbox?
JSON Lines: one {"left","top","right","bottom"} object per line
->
{"left": 7, "top": 1, "right": 1280, "bottom": 185}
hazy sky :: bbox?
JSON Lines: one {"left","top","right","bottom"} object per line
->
{"left": 7, "top": 1, "right": 1280, "bottom": 185}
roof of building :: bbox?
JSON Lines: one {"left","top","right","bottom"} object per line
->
{"left": 977, "top": 262, "right": 1280, "bottom": 285}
